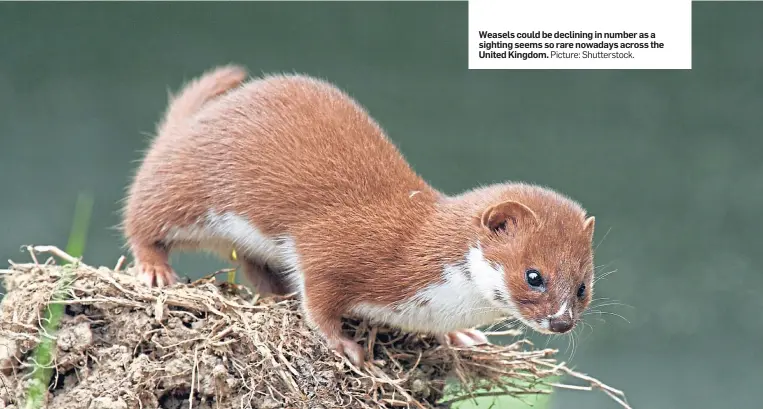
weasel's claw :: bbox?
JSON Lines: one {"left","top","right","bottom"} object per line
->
{"left": 437, "top": 329, "right": 490, "bottom": 347}
{"left": 136, "top": 262, "right": 178, "bottom": 288}
{"left": 328, "top": 336, "right": 366, "bottom": 367}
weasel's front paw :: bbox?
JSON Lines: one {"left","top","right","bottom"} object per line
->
{"left": 437, "top": 329, "right": 490, "bottom": 347}
{"left": 136, "top": 262, "right": 178, "bottom": 288}
{"left": 327, "top": 335, "right": 366, "bottom": 367}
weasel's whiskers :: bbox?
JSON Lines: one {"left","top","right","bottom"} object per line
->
{"left": 572, "top": 327, "right": 579, "bottom": 353}
{"left": 583, "top": 309, "right": 631, "bottom": 324}
{"left": 594, "top": 261, "right": 615, "bottom": 273}
{"left": 593, "top": 269, "right": 619, "bottom": 285}
{"left": 590, "top": 301, "right": 634, "bottom": 310}
{"left": 594, "top": 226, "right": 613, "bottom": 252}
{"left": 565, "top": 331, "right": 573, "bottom": 356}
{"left": 579, "top": 320, "right": 595, "bottom": 339}
{"left": 547, "top": 333, "right": 562, "bottom": 352}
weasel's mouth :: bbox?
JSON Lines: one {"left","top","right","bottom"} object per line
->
{"left": 504, "top": 314, "right": 556, "bottom": 335}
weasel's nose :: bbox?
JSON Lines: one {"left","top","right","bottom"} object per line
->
{"left": 549, "top": 318, "right": 573, "bottom": 334}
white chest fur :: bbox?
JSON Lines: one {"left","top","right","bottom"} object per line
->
{"left": 351, "top": 246, "right": 517, "bottom": 334}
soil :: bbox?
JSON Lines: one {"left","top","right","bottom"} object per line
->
{"left": 0, "top": 250, "right": 627, "bottom": 409}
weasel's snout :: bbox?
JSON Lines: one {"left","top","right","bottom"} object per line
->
{"left": 548, "top": 317, "right": 573, "bottom": 333}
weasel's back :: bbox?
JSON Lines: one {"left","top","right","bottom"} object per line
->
{"left": 157, "top": 74, "right": 437, "bottom": 235}
{"left": 215, "top": 75, "right": 421, "bottom": 189}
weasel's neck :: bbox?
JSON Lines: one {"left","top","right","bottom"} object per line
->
{"left": 354, "top": 196, "right": 514, "bottom": 334}
{"left": 411, "top": 194, "right": 486, "bottom": 263}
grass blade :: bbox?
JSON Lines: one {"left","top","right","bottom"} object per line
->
{"left": 24, "top": 192, "right": 93, "bottom": 409}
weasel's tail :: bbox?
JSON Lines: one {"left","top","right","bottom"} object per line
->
{"left": 156, "top": 64, "right": 248, "bottom": 136}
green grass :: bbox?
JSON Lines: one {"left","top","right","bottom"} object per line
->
{"left": 24, "top": 192, "right": 93, "bottom": 409}
{"left": 229, "top": 249, "right": 238, "bottom": 283}
{"left": 63, "top": 192, "right": 94, "bottom": 260}
{"left": 441, "top": 374, "right": 557, "bottom": 409}
{"left": 451, "top": 392, "right": 552, "bottom": 409}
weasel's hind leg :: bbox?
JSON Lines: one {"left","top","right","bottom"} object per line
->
{"left": 130, "top": 240, "right": 177, "bottom": 288}
{"left": 239, "top": 257, "right": 290, "bottom": 296}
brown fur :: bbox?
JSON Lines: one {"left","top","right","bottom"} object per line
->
{"left": 123, "top": 65, "right": 596, "bottom": 365}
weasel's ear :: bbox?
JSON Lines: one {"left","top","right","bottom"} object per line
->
{"left": 583, "top": 216, "right": 595, "bottom": 239}
{"left": 480, "top": 200, "right": 539, "bottom": 233}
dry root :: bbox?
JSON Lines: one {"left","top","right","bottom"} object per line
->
{"left": 0, "top": 245, "right": 630, "bottom": 409}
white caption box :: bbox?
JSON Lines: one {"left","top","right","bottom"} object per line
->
{"left": 468, "top": 0, "right": 692, "bottom": 70}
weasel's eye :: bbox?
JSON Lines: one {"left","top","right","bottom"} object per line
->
{"left": 525, "top": 269, "right": 544, "bottom": 288}
{"left": 577, "top": 283, "right": 586, "bottom": 298}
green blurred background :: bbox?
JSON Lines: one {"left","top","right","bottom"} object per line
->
{"left": 1, "top": 2, "right": 761, "bottom": 409}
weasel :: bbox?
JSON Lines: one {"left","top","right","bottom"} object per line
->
{"left": 122, "top": 65, "right": 597, "bottom": 366}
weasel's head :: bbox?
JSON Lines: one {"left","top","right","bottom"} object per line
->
{"left": 468, "top": 186, "right": 596, "bottom": 335}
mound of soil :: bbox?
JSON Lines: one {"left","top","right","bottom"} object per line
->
{"left": 0, "top": 247, "right": 628, "bottom": 409}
